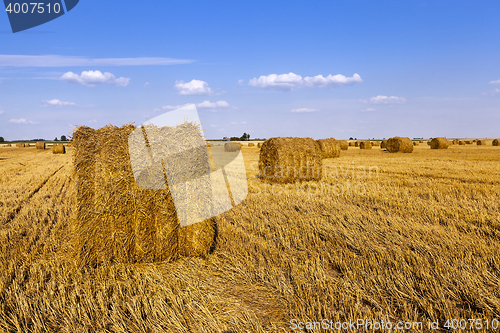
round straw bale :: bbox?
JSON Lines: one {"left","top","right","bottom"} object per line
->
{"left": 413, "top": 141, "right": 419, "bottom": 146}
{"left": 35, "top": 141, "right": 46, "bottom": 149}
{"left": 257, "top": 142, "right": 262, "bottom": 148}
{"left": 5, "top": 144, "right": 11, "bottom": 147}
{"left": 430, "top": 137, "right": 449, "bottom": 149}
{"left": 354, "top": 141, "right": 359, "bottom": 147}
{"left": 386, "top": 136, "right": 413, "bottom": 153}
{"left": 259, "top": 137, "right": 322, "bottom": 184}
{"left": 359, "top": 141, "right": 372, "bottom": 149}
{"left": 348, "top": 142, "right": 353, "bottom": 147}
{"left": 338, "top": 140, "right": 348, "bottom": 150}
{"left": 248, "top": 142, "right": 255, "bottom": 147}
{"left": 419, "top": 140, "right": 423, "bottom": 143}
{"left": 380, "top": 140, "right": 388, "bottom": 149}
{"left": 371, "top": 141, "right": 380, "bottom": 147}
{"left": 459, "top": 141, "right": 465, "bottom": 145}
{"left": 224, "top": 142, "right": 240, "bottom": 152}
{"left": 452, "top": 139, "right": 459, "bottom": 145}
{"left": 476, "top": 140, "right": 486, "bottom": 145}
{"left": 465, "top": 140, "right": 471, "bottom": 144}
{"left": 316, "top": 138, "right": 340, "bottom": 158}
{"left": 52, "top": 143, "right": 66, "bottom": 154}
{"left": 493, "top": 139, "right": 499, "bottom": 146}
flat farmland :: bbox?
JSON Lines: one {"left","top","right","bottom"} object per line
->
{"left": 0, "top": 145, "right": 499, "bottom": 332}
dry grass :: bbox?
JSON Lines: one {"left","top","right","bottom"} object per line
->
{"left": 0, "top": 145, "right": 499, "bottom": 332}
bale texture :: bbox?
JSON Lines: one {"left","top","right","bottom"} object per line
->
{"left": 465, "top": 141, "right": 471, "bottom": 144}
{"left": 52, "top": 144, "right": 66, "bottom": 154}
{"left": 386, "top": 137, "right": 413, "bottom": 153}
{"left": 73, "top": 123, "right": 216, "bottom": 266}
{"left": 349, "top": 142, "right": 353, "bottom": 147}
{"left": 35, "top": 142, "right": 46, "bottom": 149}
{"left": 477, "top": 140, "right": 486, "bottom": 146}
{"left": 452, "top": 139, "right": 459, "bottom": 145}
{"left": 338, "top": 140, "right": 348, "bottom": 150}
{"left": 493, "top": 139, "right": 499, "bottom": 146}
{"left": 248, "top": 142, "right": 255, "bottom": 147}
{"left": 257, "top": 142, "right": 262, "bottom": 148}
{"left": 355, "top": 141, "right": 359, "bottom": 147}
{"left": 413, "top": 141, "right": 419, "bottom": 146}
{"left": 259, "top": 137, "right": 322, "bottom": 184}
{"left": 430, "top": 137, "right": 449, "bottom": 149}
{"left": 380, "top": 140, "right": 388, "bottom": 149}
{"left": 316, "top": 138, "right": 340, "bottom": 158}
{"left": 459, "top": 141, "right": 465, "bottom": 145}
{"left": 359, "top": 141, "right": 372, "bottom": 149}
{"left": 371, "top": 141, "right": 380, "bottom": 147}
{"left": 224, "top": 142, "right": 240, "bottom": 152}
{"left": 16, "top": 143, "right": 26, "bottom": 147}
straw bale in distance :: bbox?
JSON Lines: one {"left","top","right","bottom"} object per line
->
{"left": 452, "top": 139, "right": 459, "bottom": 145}
{"left": 348, "top": 142, "right": 353, "bottom": 147}
{"left": 224, "top": 142, "right": 240, "bottom": 152}
{"left": 430, "top": 137, "right": 449, "bottom": 149}
{"left": 16, "top": 143, "right": 26, "bottom": 147}
{"left": 380, "top": 140, "right": 388, "bottom": 149}
{"left": 355, "top": 141, "right": 359, "bottom": 147}
{"left": 257, "top": 142, "right": 262, "bottom": 148}
{"left": 493, "top": 139, "right": 499, "bottom": 146}
{"left": 465, "top": 140, "right": 471, "bottom": 144}
{"left": 386, "top": 137, "right": 413, "bottom": 153}
{"left": 248, "top": 142, "right": 255, "bottom": 147}
{"left": 259, "top": 137, "right": 322, "bottom": 184}
{"left": 419, "top": 140, "right": 423, "bottom": 143}
{"left": 52, "top": 144, "right": 66, "bottom": 154}
{"left": 459, "top": 141, "right": 465, "bottom": 145}
{"left": 359, "top": 141, "right": 372, "bottom": 149}
{"left": 413, "top": 141, "right": 419, "bottom": 146}
{"left": 476, "top": 140, "right": 486, "bottom": 146}
{"left": 371, "top": 141, "right": 380, "bottom": 147}
{"left": 5, "top": 144, "right": 11, "bottom": 147}
{"left": 316, "top": 138, "right": 340, "bottom": 158}
{"left": 73, "top": 123, "right": 216, "bottom": 266}
{"left": 337, "top": 140, "right": 348, "bottom": 150}
{"left": 35, "top": 141, "right": 46, "bottom": 149}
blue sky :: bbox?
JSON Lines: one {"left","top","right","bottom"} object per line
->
{"left": 1, "top": 0, "right": 499, "bottom": 140}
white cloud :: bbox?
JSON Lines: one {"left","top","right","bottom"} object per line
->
{"left": 42, "top": 99, "right": 77, "bottom": 107}
{"left": 0, "top": 55, "right": 194, "bottom": 67}
{"left": 237, "top": 79, "right": 245, "bottom": 85}
{"left": 361, "top": 108, "right": 376, "bottom": 112}
{"left": 483, "top": 88, "right": 500, "bottom": 96}
{"left": 196, "top": 100, "right": 230, "bottom": 108}
{"left": 174, "top": 79, "right": 213, "bottom": 95}
{"left": 61, "top": 70, "right": 130, "bottom": 87}
{"left": 248, "top": 72, "right": 362, "bottom": 90}
{"left": 89, "top": 119, "right": 97, "bottom": 123}
{"left": 489, "top": 79, "right": 500, "bottom": 85}
{"left": 368, "top": 95, "right": 407, "bottom": 104}
{"left": 230, "top": 121, "right": 247, "bottom": 125}
{"left": 158, "top": 100, "right": 231, "bottom": 112}
{"left": 291, "top": 108, "right": 317, "bottom": 113}
{"left": 144, "top": 82, "right": 150, "bottom": 87}
{"left": 9, "top": 118, "right": 36, "bottom": 124}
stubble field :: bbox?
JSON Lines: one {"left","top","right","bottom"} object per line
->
{"left": 0, "top": 143, "right": 499, "bottom": 332}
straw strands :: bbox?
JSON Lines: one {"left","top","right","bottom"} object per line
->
{"left": 477, "top": 140, "right": 486, "bottom": 146}
{"left": 338, "top": 140, "right": 349, "bottom": 150}
{"left": 316, "top": 138, "right": 340, "bottom": 158}
{"left": 259, "top": 137, "right": 322, "bottom": 184}
{"left": 73, "top": 123, "right": 216, "bottom": 266}
{"left": 248, "top": 142, "right": 255, "bottom": 147}
{"left": 493, "top": 139, "right": 499, "bottom": 146}
{"left": 380, "top": 140, "right": 388, "bottom": 149}
{"left": 386, "top": 137, "right": 414, "bottom": 153}
{"left": 430, "top": 138, "right": 449, "bottom": 149}
{"left": 35, "top": 142, "right": 46, "bottom": 149}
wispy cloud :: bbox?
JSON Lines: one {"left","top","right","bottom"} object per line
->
{"left": 158, "top": 100, "right": 231, "bottom": 111}
{"left": 174, "top": 79, "right": 213, "bottom": 95}
{"left": 248, "top": 72, "right": 362, "bottom": 91}
{"left": 0, "top": 55, "right": 194, "bottom": 67}
{"left": 364, "top": 95, "right": 407, "bottom": 104}
{"left": 61, "top": 70, "right": 130, "bottom": 87}
{"left": 489, "top": 79, "right": 500, "bottom": 85}
{"left": 144, "top": 82, "right": 150, "bottom": 87}
{"left": 42, "top": 99, "right": 77, "bottom": 107}
{"left": 9, "top": 118, "right": 37, "bottom": 124}
{"left": 0, "top": 107, "right": 4, "bottom": 114}
{"left": 230, "top": 121, "right": 247, "bottom": 125}
{"left": 291, "top": 108, "right": 317, "bottom": 113}
{"left": 483, "top": 88, "right": 500, "bottom": 96}
{"left": 361, "top": 108, "right": 376, "bottom": 112}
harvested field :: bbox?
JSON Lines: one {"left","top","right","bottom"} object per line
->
{"left": 0, "top": 144, "right": 500, "bottom": 332}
